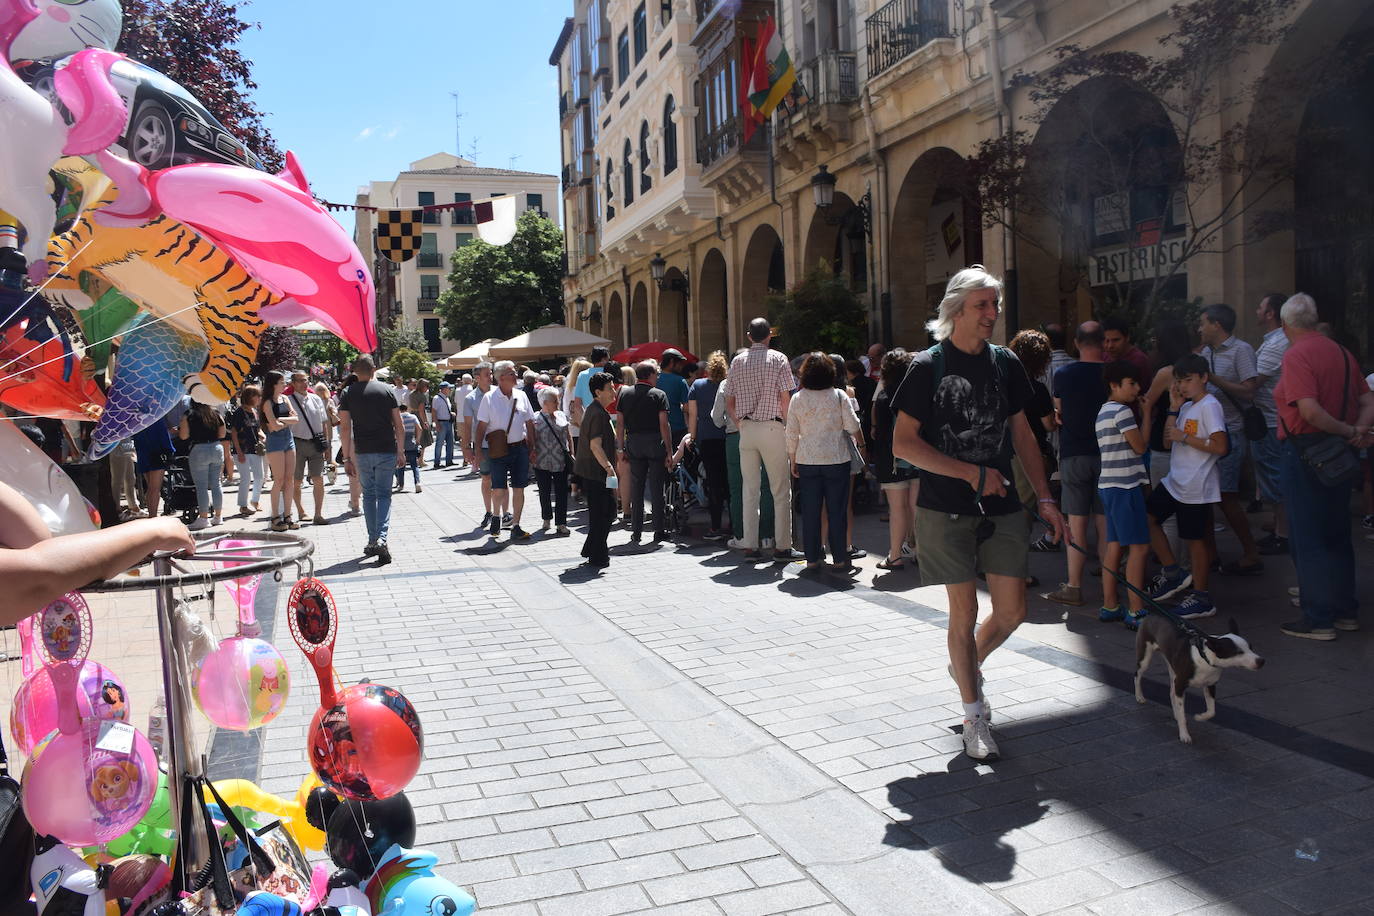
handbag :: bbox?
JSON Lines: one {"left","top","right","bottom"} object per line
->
{"left": 1280, "top": 347, "right": 1361, "bottom": 487}
{"left": 542, "top": 412, "right": 574, "bottom": 474}
{"left": 0, "top": 728, "right": 35, "bottom": 908}
{"left": 1209, "top": 353, "right": 1268, "bottom": 441}
{"left": 486, "top": 394, "right": 518, "bottom": 459}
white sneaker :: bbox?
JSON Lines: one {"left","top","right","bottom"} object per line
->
{"left": 210, "top": 515, "right": 222, "bottom": 526}
{"left": 187, "top": 517, "right": 209, "bottom": 531}
{"left": 947, "top": 664, "right": 991, "bottom": 722}
{"left": 962, "top": 715, "right": 1000, "bottom": 760}
{"left": 1287, "top": 586, "right": 1300, "bottom": 598}
{"left": 726, "top": 537, "right": 747, "bottom": 550}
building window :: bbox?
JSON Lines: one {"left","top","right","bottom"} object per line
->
{"left": 420, "top": 233, "right": 437, "bottom": 253}
{"left": 420, "top": 276, "right": 440, "bottom": 300}
{"left": 490, "top": 192, "right": 505, "bottom": 197}
{"left": 606, "top": 160, "right": 615, "bottom": 220}
{"left": 418, "top": 190, "right": 438, "bottom": 224}
{"left": 455, "top": 233, "right": 473, "bottom": 247}
{"left": 622, "top": 139, "right": 634, "bottom": 205}
{"left": 526, "top": 193, "right": 543, "bottom": 212}
{"left": 633, "top": 3, "right": 647, "bottom": 63}
{"left": 423, "top": 318, "right": 441, "bottom": 352}
{"left": 453, "top": 192, "right": 473, "bottom": 225}
{"left": 639, "top": 121, "right": 652, "bottom": 194}
{"left": 663, "top": 95, "right": 677, "bottom": 175}
{"left": 660, "top": 0, "right": 671, "bottom": 25}
{"left": 616, "top": 29, "right": 630, "bottom": 85}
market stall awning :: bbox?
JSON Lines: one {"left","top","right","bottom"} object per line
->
{"left": 440, "top": 338, "right": 503, "bottom": 369}
{"left": 488, "top": 324, "right": 610, "bottom": 362}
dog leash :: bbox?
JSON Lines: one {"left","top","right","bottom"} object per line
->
{"left": 1024, "top": 504, "right": 1208, "bottom": 646}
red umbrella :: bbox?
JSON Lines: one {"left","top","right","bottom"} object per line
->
{"left": 612, "top": 341, "right": 698, "bottom": 364}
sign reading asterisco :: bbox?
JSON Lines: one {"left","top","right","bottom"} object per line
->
{"left": 1090, "top": 238, "right": 1188, "bottom": 287}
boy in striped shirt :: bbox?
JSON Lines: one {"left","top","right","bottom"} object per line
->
{"left": 1096, "top": 361, "right": 1151, "bottom": 629}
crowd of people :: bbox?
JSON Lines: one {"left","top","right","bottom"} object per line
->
{"left": 59, "top": 265, "right": 1374, "bottom": 762}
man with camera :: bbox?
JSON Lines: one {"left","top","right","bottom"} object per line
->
{"left": 289, "top": 369, "right": 331, "bottom": 526}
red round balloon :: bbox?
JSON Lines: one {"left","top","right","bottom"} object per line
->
{"left": 307, "top": 683, "right": 422, "bottom": 801}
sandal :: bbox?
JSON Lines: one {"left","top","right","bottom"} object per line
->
{"left": 876, "top": 557, "right": 905, "bottom": 570}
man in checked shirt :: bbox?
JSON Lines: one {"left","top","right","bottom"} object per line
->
{"left": 726, "top": 318, "right": 801, "bottom": 563}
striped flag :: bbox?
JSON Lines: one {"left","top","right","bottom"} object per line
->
{"left": 747, "top": 15, "right": 796, "bottom": 123}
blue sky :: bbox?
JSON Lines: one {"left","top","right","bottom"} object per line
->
{"left": 238, "top": 0, "right": 568, "bottom": 213}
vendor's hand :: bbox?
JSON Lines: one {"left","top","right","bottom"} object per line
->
{"left": 1166, "top": 425, "right": 1187, "bottom": 444}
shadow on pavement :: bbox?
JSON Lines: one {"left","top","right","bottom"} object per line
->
{"left": 559, "top": 564, "right": 605, "bottom": 583}
{"left": 462, "top": 540, "right": 511, "bottom": 556}
{"left": 314, "top": 557, "right": 368, "bottom": 576}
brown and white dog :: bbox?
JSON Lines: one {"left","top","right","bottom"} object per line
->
{"left": 1134, "top": 615, "right": 1265, "bottom": 743}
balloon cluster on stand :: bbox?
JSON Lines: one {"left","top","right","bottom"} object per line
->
{"left": 0, "top": 0, "right": 377, "bottom": 471}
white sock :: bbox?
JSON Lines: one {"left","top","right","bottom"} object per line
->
{"left": 962, "top": 701, "right": 985, "bottom": 721}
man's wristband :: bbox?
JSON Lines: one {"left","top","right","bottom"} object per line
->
{"left": 1166, "top": 410, "right": 1180, "bottom": 416}
{"left": 1037, "top": 498, "right": 1057, "bottom": 505}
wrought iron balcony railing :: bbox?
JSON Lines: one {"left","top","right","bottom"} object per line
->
{"left": 866, "top": 0, "right": 951, "bottom": 78}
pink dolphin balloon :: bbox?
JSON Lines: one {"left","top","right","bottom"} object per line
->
{"left": 95, "top": 150, "right": 378, "bottom": 353}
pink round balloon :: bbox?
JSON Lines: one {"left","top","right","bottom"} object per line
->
{"left": 10, "top": 660, "right": 129, "bottom": 756}
{"left": 192, "top": 636, "right": 290, "bottom": 731}
{"left": 22, "top": 717, "right": 157, "bottom": 846}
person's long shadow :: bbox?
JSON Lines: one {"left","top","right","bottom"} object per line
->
{"left": 462, "top": 540, "right": 511, "bottom": 556}
{"left": 883, "top": 765, "right": 1052, "bottom": 884}
{"left": 313, "top": 557, "right": 368, "bottom": 576}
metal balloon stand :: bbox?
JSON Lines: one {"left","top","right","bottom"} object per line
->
{"left": 83, "top": 531, "right": 315, "bottom": 890}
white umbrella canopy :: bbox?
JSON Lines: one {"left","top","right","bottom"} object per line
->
{"left": 488, "top": 324, "right": 611, "bottom": 361}
{"left": 442, "top": 338, "right": 503, "bottom": 369}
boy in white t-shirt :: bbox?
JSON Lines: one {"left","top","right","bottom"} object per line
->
{"left": 1145, "top": 354, "right": 1228, "bottom": 618}
{"left": 1095, "top": 362, "right": 1151, "bottom": 630}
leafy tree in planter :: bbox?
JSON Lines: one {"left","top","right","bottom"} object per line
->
{"left": 966, "top": 0, "right": 1306, "bottom": 330}
{"left": 386, "top": 348, "right": 440, "bottom": 387}
{"left": 117, "top": 0, "right": 283, "bottom": 171}
{"left": 250, "top": 325, "right": 300, "bottom": 378}
{"left": 766, "top": 264, "right": 866, "bottom": 358}
{"left": 438, "top": 210, "right": 564, "bottom": 343}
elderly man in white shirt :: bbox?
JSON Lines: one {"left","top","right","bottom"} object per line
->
{"left": 288, "top": 369, "right": 330, "bottom": 525}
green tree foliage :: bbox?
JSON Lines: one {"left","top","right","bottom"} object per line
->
{"left": 250, "top": 325, "right": 300, "bottom": 378}
{"left": 438, "top": 211, "right": 564, "bottom": 343}
{"left": 766, "top": 264, "right": 866, "bottom": 358}
{"left": 117, "top": 0, "right": 283, "bottom": 170}
{"left": 378, "top": 324, "right": 429, "bottom": 364}
{"left": 386, "top": 348, "right": 440, "bottom": 386}
{"left": 298, "top": 334, "right": 359, "bottom": 379}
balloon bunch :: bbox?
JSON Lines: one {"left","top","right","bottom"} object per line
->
{"left": 0, "top": 0, "right": 377, "bottom": 461}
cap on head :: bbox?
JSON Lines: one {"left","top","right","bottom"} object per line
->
{"left": 439, "top": 381, "right": 452, "bottom": 388}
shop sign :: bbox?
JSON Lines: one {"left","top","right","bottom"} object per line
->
{"left": 1090, "top": 237, "right": 1188, "bottom": 287}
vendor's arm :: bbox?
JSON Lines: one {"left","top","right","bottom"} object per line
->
{"left": 0, "top": 482, "right": 193, "bottom": 624}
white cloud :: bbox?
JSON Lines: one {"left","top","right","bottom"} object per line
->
{"left": 354, "top": 125, "right": 378, "bottom": 141}
{"left": 385, "top": 127, "right": 401, "bottom": 140}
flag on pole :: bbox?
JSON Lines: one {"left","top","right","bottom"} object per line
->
{"left": 747, "top": 15, "right": 796, "bottom": 123}
{"left": 475, "top": 196, "right": 518, "bottom": 246}
{"left": 740, "top": 34, "right": 757, "bottom": 144}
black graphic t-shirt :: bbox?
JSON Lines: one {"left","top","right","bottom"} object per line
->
{"left": 892, "top": 341, "right": 1033, "bottom": 516}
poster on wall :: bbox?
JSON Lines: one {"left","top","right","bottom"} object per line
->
{"left": 924, "top": 199, "right": 964, "bottom": 285}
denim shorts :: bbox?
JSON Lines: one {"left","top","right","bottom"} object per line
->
{"left": 488, "top": 442, "right": 530, "bottom": 489}
{"left": 1216, "top": 429, "right": 1246, "bottom": 493}
{"left": 1250, "top": 428, "right": 1282, "bottom": 502}
{"left": 265, "top": 427, "right": 295, "bottom": 453}
{"left": 1100, "top": 486, "right": 1149, "bottom": 546}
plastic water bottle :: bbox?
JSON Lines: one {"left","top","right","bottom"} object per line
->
{"left": 1294, "top": 838, "right": 1320, "bottom": 862}
{"left": 148, "top": 695, "right": 167, "bottom": 762}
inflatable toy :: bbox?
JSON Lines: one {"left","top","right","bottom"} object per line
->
{"left": 22, "top": 593, "right": 158, "bottom": 846}
{"left": 44, "top": 207, "right": 268, "bottom": 405}
{"left": 0, "top": 284, "right": 106, "bottom": 421}
{"left": 0, "top": 0, "right": 125, "bottom": 276}
{"left": 206, "top": 776, "right": 325, "bottom": 853}
{"left": 30, "top": 836, "right": 105, "bottom": 916}
{"left": 306, "top": 786, "right": 416, "bottom": 879}
{"left": 288, "top": 578, "right": 422, "bottom": 801}
{"left": 0, "top": 418, "right": 98, "bottom": 535}
{"left": 87, "top": 310, "right": 207, "bottom": 459}
{"left": 9, "top": 0, "right": 122, "bottom": 61}
{"left": 11, "top": 623, "right": 129, "bottom": 754}
{"left": 100, "top": 769, "right": 174, "bottom": 857}
{"left": 364, "top": 845, "right": 474, "bottom": 916}
{"left": 95, "top": 149, "right": 378, "bottom": 352}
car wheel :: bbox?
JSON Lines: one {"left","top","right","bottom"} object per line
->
{"left": 130, "top": 102, "right": 174, "bottom": 168}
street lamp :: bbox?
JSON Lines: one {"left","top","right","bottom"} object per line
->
{"left": 811, "top": 164, "right": 837, "bottom": 210}
{"left": 574, "top": 294, "right": 601, "bottom": 323}
{"left": 649, "top": 252, "right": 689, "bottom": 300}
{"left": 812, "top": 165, "right": 871, "bottom": 240}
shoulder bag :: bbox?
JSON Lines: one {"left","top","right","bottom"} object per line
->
{"left": 292, "top": 394, "right": 328, "bottom": 454}
{"left": 1279, "top": 347, "right": 1362, "bottom": 487}
{"left": 1209, "top": 351, "right": 1268, "bottom": 441}
{"left": 0, "top": 727, "right": 35, "bottom": 907}
{"left": 542, "top": 412, "right": 574, "bottom": 474}
{"left": 486, "top": 394, "right": 518, "bottom": 459}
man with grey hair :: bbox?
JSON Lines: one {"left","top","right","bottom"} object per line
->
{"left": 338, "top": 355, "right": 406, "bottom": 564}
{"left": 287, "top": 369, "right": 329, "bottom": 526}
{"left": 1198, "top": 303, "right": 1262, "bottom": 575}
{"left": 462, "top": 363, "right": 495, "bottom": 519}
{"left": 727, "top": 318, "right": 798, "bottom": 562}
{"left": 475, "top": 360, "right": 538, "bottom": 540}
{"left": 1275, "top": 293, "right": 1374, "bottom": 640}
{"left": 892, "top": 265, "right": 1064, "bottom": 760}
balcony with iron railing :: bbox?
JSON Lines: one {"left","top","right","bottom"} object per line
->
{"left": 774, "top": 50, "right": 859, "bottom": 169}
{"left": 866, "top": 0, "right": 951, "bottom": 79}
{"left": 417, "top": 297, "right": 439, "bottom": 312}
{"left": 417, "top": 252, "right": 444, "bottom": 268}
{"left": 421, "top": 210, "right": 441, "bottom": 225}
{"left": 451, "top": 210, "right": 474, "bottom": 226}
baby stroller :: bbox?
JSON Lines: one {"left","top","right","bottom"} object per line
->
{"left": 662, "top": 440, "right": 706, "bottom": 535}
{"left": 159, "top": 455, "right": 199, "bottom": 523}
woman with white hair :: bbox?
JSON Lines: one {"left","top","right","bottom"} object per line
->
{"left": 532, "top": 386, "right": 573, "bottom": 534}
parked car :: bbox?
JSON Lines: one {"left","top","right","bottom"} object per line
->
{"left": 17, "top": 55, "right": 264, "bottom": 171}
